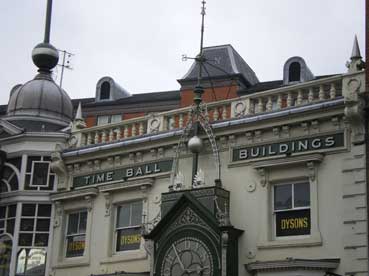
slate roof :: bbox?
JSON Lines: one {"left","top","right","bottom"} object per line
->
{"left": 80, "top": 90, "right": 180, "bottom": 107}
{"left": 180, "top": 44, "right": 259, "bottom": 87}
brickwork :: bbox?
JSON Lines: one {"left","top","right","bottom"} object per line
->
{"left": 180, "top": 85, "right": 239, "bottom": 107}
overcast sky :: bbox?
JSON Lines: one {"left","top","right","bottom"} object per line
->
{"left": 0, "top": 0, "right": 365, "bottom": 105}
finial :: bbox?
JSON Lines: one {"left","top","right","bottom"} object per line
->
{"left": 32, "top": 0, "right": 59, "bottom": 73}
{"left": 346, "top": 35, "right": 365, "bottom": 73}
{"left": 194, "top": 0, "right": 207, "bottom": 107}
{"left": 72, "top": 102, "right": 86, "bottom": 130}
{"left": 75, "top": 102, "right": 83, "bottom": 121}
{"left": 351, "top": 35, "right": 362, "bottom": 60}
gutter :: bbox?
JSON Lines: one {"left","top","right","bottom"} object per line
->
{"left": 62, "top": 98, "right": 344, "bottom": 158}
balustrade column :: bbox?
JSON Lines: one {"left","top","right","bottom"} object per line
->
{"left": 257, "top": 98, "right": 263, "bottom": 113}
{"left": 101, "top": 131, "right": 107, "bottom": 142}
{"left": 179, "top": 114, "right": 184, "bottom": 128}
{"left": 297, "top": 89, "right": 303, "bottom": 105}
{"left": 222, "top": 106, "right": 227, "bottom": 120}
{"left": 124, "top": 126, "right": 129, "bottom": 138}
{"left": 277, "top": 95, "right": 282, "bottom": 110}
{"left": 132, "top": 124, "right": 137, "bottom": 137}
{"left": 308, "top": 88, "right": 314, "bottom": 103}
{"left": 319, "top": 85, "right": 325, "bottom": 100}
{"left": 287, "top": 92, "right": 292, "bottom": 107}
{"left": 109, "top": 129, "right": 114, "bottom": 141}
{"left": 116, "top": 128, "right": 122, "bottom": 140}
{"left": 213, "top": 108, "right": 219, "bottom": 121}
{"left": 330, "top": 83, "right": 336, "bottom": 99}
{"left": 139, "top": 122, "right": 144, "bottom": 135}
{"left": 87, "top": 133, "right": 92, "bottom": 145}
{"left": 266, "top": 96, "right": 272, "bottom": 111}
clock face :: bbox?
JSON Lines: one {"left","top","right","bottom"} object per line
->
{"left": 160, "top": 236, "right": 214, "bottom": 276}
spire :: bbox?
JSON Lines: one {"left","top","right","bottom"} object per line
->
{"left": 346, "top": 35, "right": 365, "bottom": 73}
{"left": 72, "top": 102, "right": 86, "bottom": 130}
{"left": 75, "top": 102, "right": 83, "bottom": 121}
{"left": 351, "top": 35, "right": 362, "bottom": 60}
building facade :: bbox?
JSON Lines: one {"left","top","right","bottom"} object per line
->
{"left": 48, "top": 40, "right": 368, "bottom": 276}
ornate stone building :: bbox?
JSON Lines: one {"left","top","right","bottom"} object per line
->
{"left": 0, "top": 1, "right": 367, "bottom": 276}
{"left": 48, "top": 38, "right": 368, "bottom": 276}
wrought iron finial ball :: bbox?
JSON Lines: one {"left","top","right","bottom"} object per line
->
{"left": 32, "top": 42, "right": 59, "bottom": 72}
{"left": 188, "top": 136, "right": 203, "bottom": 153}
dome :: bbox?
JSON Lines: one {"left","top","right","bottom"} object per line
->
{"left": 6, "top": 73, "right": 73, "bottom": 125}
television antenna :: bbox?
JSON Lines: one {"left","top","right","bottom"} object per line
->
{"left": 57, "top": 49, "right": 74, "bottom": 88}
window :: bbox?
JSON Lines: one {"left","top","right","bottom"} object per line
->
{"left": 18, "top": 204, "right": 51, "bottom": 247}
{"left": 273, "top": 181, "right": 310, "bottom": 237}
{"left": 16, "top": 248, "right": 46, "bottom": 276}
{"left": 0, "top": 205, "right": 16, "bottom": 236}
{"left": 25, "top": 156, "right": 55, "bottom": 191}
{"left": 100, "top": 81, "right": 111, "bottom": 100}
{"left": 97, "top": 114, "right": 122, "bottom": 126}
{"left": 115, "top": 201, "right": 142, "bottom": 252}
{"left": 0, "top": 161, "right": 20, "bottom": 192}
{"left": 289, "top": 62, "right": 301, "bottom": 82}
{"left": 66, "top": 211, "right": 87, "bottom": 258}
{"left": 0, "top": 234, "right": 12, "bottom": 276}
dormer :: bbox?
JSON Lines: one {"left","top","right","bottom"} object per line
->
{"left": 95, "top": 76, "right": 131, "bottom": 102}
{"left": 283, "top": 57, "right": 314, "bottom": 85}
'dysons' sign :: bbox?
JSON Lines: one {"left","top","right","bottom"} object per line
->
{"left": 233, "top": 132, "right": 344, "bottom": 162}
{"left": 73, "top": 159, "right": 173, "bottom": 188}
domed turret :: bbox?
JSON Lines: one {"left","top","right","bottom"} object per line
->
{"left": 5, "top": 0, "right": 73, "bottom": 128}
{"left": 6, "top": 73, "right": 73, "bottom": 125}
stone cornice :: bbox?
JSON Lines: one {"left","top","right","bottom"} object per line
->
{"left": 246, "top": 258, "right": 340, "bottom": 272}
{"left": 51, "top": 187, "right": 98, "bottom": 202}
{"left": 99, "top": 178, "right": 154, "bottom": 193}
{"left": 252, "top": 153, "right": 324, "bottom": 169}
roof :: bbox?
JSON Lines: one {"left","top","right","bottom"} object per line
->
{"left": 179, "top": 44, "right": 259, "bottom": 87}
{"left": 81, "top": 90, "right": 180, "bottom": 107}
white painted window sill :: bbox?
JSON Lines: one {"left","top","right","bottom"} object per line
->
{"left": 52, "top": 258, "right": 90, "bottom": 269}
{"left": 100, "top": 250, "right": 147, "bottom": 264}
{"left": 257, "top": 235, "right": 322, "bottom": 249}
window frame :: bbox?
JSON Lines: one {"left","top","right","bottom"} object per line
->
{"left": 113, "top": 200, "right": 143, "bottom": 254}
{"left": 97, "top": 114, "right": 122, "bottom": 126}
{"left": 272, "top": 180, "right": 311, "bottom": 240}
{"left": 29, "top": 161, "right": 50, "bottom": 188}
{"left": 25, "top": 156, "right": 55, "bottom": 191}
{"left": 65, "top": 210, "right": 87, "bottom": 258}
{"left": 18, "top": 203, "right": 52, "bottom": 248}
{"left": 0, "top": 205, "right": 16, "bottom": 236}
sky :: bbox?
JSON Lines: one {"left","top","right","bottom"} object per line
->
{"left": 0, "top": 0, "right": 365, "bottom": 105}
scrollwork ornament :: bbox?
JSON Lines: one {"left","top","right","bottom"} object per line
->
{"left": 257, "top": 168, "right": 267, "bottom": 187}
{"left": 343, "top": 77, "right": 365, "bottom": 143}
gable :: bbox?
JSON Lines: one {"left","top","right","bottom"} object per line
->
{"left": 145, "top": 192, "right": 220, "bottom": 241}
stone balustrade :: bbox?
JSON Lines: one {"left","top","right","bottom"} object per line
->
{"left": 75, "top": 75, "right": 342, "bottom": 147}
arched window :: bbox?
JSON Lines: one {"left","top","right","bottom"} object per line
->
{"left": 0, "top": 163, "right": 19, "bottom": 193}
{"left": 289, "top": 62, "right": 301, "bottom": 82}
{"left": 100, "top": 81, "right": 111, "bottom": 100}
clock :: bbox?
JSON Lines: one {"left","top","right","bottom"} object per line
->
{"left": 158, "top": 236, "right": 215, "bottom": 276}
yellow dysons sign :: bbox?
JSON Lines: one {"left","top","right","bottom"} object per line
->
{"left": 276, "top": 209, "right": 310, "bottom": 237}
{"left": 120, "top": 234, "right": 141, "bottom": 245}
{"left": 280, "top": 217, "right": 309, "bottom": 230}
